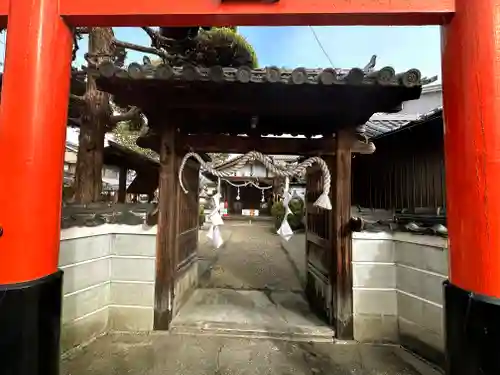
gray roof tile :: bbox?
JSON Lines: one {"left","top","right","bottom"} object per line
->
{"left": 362, "top": 107, "right": 443, "bottom": 138}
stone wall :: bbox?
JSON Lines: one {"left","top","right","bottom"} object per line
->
{"left": 62, "top": 224, "right": 448, "bottom": 365}
{"left": 352, "top": 232, "right": 447, "bottom": 366}
{"left": 59, "top": 225, "right": 157, "bottom": 353}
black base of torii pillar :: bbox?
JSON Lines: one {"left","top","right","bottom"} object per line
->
{"left": 0, "top": 272, "right": 64, "bottom": 374}
{"left": 444, "top": 282, "right": 500, "bottom": 374}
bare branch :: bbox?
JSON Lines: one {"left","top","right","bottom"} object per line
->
{"left": 141, "top": 27, "right": 176, "bottom": 48}
{"left": 110, "top": 106, "right": 141, "bottom": 125}
{"left": 112, "top": 38, "right": 169, "bottom": 60}
{"left": 84, "top": 53, "right": 98, "bottom": 67}
{"left": 141, "top": 27, "right": 159, "bottom": 43}
{"left": 71, "top": 27, "right": 90, "bottom": 62}
{"left": 70, "top": 94, "right": 86, "bottom": 103}
{"left": 72, "top": 31, "right": 80, "bottom": 62}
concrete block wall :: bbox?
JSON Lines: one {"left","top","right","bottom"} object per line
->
{"left": 352, "top": 232, "right": 448, "bottom": 366}
{"left": 108, "top": 233, "right": 156, "bottom": 332}
{"left": 59, "top": 225, "right": 157, "bottom": 353}
{"left": 395, "top": 236, "right": 447, "bottom": 366}
{"left": 352, "top": 234, "right": 398, "bottom": 343}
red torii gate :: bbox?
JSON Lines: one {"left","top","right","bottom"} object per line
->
{"left": 0, "top": 1, "right": 496, "bottom": 374}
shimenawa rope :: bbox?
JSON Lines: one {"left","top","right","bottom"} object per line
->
{"left": 179, "top": 151, "right": 332, "bottom": 210}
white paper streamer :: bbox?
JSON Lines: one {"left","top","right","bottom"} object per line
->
{"left": 207, "top": 192, "right": 224, "bottom": 248}
{"left": 277, "top": 177, "right": 294, "bottom": 241}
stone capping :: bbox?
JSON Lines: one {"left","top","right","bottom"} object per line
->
{"left": 353, "top": 231, "right": 448, "bottom": 249}
{"left": 60, "top": 223, "right": 157, "bottom": 240}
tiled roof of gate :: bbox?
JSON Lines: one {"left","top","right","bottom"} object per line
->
{"left": 95, "top": 62, "right": 432, "bottom": 88}
{"left": 93, "top": 61, "right": 435, "bottom": 138}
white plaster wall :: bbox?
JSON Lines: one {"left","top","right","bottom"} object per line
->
{"left": 59, "top": 225, "right": 157, "bottom": 352}
{"left": 399, "top": 86, "right": 442, "bottom": 115}
{"left": 352, "top": 231, "right": 448, "bottom": 363}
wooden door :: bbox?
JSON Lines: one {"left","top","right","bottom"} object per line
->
{"left": 172, "top": 158, "right": 200, "bottom": 316}
{"left": 305, "top": 131, "right": 354, "bottom": 339}
{"left": 305, "top": 162, "right": 335, "bottom": 326}
{"left": 154, "top": 124, "right": 201, "bottom": 330}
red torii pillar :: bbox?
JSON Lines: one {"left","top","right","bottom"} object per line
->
{"left": 0, "top": 0, "right": 72, "bottom": 374}
{"left": 0, "top": 0, "right": 499, "bottom": 374}
{"left": 441, "top": 1, "right": 500, "bottom": 374}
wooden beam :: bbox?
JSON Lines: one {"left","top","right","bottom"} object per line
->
{"left": 154, "top": 124, "right": 179, "bottom": 330}
{"left": 333, "top": 129, "right": 354, "bottom": 339}
{"left": 177, "top": 134, "right": 376, "bottom": 155}
{"left": 178, "top": 134, "right": 336, "bottom": 155}
{"left": 60, "top": 0, "right": 454, "bottom": 26}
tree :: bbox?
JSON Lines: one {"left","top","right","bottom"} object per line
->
{"left": 112, "top": 121, "right": 158, "bottom": 160}
{"left": 142, "top": 26, "right": 258, "bottom": 68}
{"left": 183, "top": 27, "right": 258, "bottom": 68}
{"left": 70, "top": 26, "right": 257, "bottom": 203}
{"left": 71, "top": 28, "right": 142, "bottom": 203}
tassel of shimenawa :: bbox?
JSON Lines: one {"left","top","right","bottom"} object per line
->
{"left": 313, "top": 192, "right": 332, "bottom": 210}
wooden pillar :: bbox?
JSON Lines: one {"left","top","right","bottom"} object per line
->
{"left": 442, "top": 1, "right": 500, "bottom": 373}
{"left": 154, "top": 123, "right": 180, "bottom": 330}
{"left": 0, "top": 0, "right": 73, "bottom": 373}
{"left": 118, "top": 166, "right": 128, "bottom": 203}
{"left": 333, "top": 129, "right": 353, "bottom": 339}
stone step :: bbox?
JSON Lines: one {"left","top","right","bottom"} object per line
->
{"left": 169, "top": 322, "right": 335, "bottom": 343}
{"left": 222, "top": 215, "right": 273, "bottom": 222}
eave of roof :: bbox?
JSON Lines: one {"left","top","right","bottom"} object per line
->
{"left": 94, "top": 62, "right": 427, "bottom": 138}
{"left": 371, "top": 106, "right": 443, "bottom": 140}
{"left": 95, "top": 63, "right": 429, "bottom": 88}
{"left": 362, "top": 113, "right": 420, "bottom": 138}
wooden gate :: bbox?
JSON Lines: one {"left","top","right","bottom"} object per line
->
{"left": 154, "top": 127, "right": 200, "bottom": 329}
{"left": 173, "top": 158, "right": 200, "bottom": 315}
{"left": 305, "top": 131, "right": 353, "bottom": 339}
{"left": 305, "top": 160, "right": 335, "bottom": 325}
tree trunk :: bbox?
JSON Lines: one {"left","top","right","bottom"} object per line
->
{"left": 73, "top": 28, "right": 114, "bottom": 203}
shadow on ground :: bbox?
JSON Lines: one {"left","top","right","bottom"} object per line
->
{"left": 61, "top": 332, "right": 438, "bottom": 375}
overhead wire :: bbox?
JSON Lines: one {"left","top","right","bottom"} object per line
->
{"left": 309, "top": 26, "right": 334, "bottom": 67}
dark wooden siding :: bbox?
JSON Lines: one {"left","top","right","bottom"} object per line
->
{"left": 352, "top": 116, "right": 446, "bottom": 210}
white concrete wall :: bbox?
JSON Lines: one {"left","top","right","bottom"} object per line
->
{"left": 400, "top": 85, "right": 442, "bottom": 115}
{"left": 59, "top": 225, "right": 157, "bottom": 352}
{"left": 352, "top": 232, "right": 447, "bottom": 364}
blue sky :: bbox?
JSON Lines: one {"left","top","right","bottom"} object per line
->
{"left": 72, "top": 26, "right": 442, "bottom": 82}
